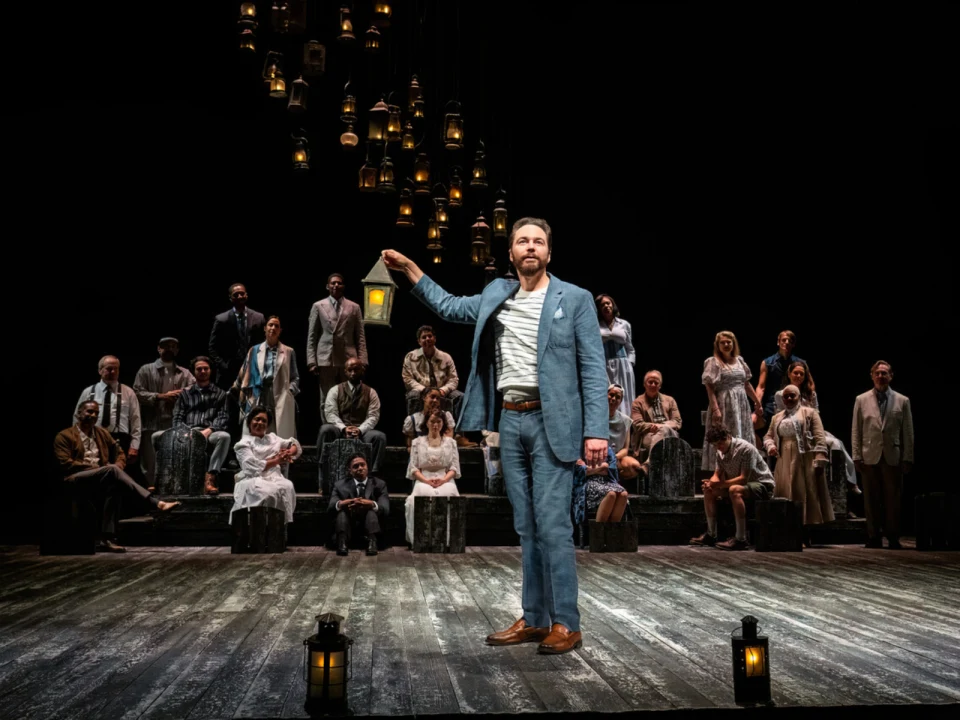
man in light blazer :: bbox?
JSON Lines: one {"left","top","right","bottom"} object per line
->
{"left": 307, "top": 273, "right": 368, "bottom": 422}
{"left": 383, "top": 216, "right": 608, "bottom": 655}
{"left": 852, "top": 360, "right": 914, "bottom": 549}
{"left": 209, "top": 283, "right": 266, "bottom": 391}
{"left": 630, "top": 369, "right": 683, "bottom": 473}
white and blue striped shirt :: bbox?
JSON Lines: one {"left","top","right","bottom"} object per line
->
{"left": 494, "top": 285, "right": 547, "bottom": 396}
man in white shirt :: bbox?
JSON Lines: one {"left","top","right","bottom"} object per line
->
{"left": 317, "top": 357, "right": 386, "bottom": 495}
{"left": 75, "top": 355, "right": 142, "bottom": 465}
{"left": 383, "top": 216, "right": 608, "bottom": 655}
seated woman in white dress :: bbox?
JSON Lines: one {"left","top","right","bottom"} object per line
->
{"left": 404, "top": 410, "right": 461, "bottom": 545}
{"left": 230, "top": 406, "right": 301, "bottom": 525}
{"left": 402, "top": 387, "right": 455, "bottom": 449}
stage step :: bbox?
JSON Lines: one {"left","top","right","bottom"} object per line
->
{"left": 118, "top": 493, "right": 868, "bottom": 548}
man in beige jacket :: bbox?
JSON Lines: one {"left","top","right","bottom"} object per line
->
{"left": 852, "top": 360, "right": 914, "bottom": 549}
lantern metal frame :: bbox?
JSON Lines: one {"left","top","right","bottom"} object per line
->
{"left": 401, "top": 120, "right": 416, "bottom": 151}
{"left": 448, "top": 166, "right": 463, "bottom": 208}
{"left": 358, "top": 144, "right": 378, "bottom": 192}
{"left": 471, "top": 212, "right": 492, "bottom": 266}
{"left": 287, "top": 75, "right": 308, "bottom": 113}
{"left": 262, "top": 51, "right": 283, "bottom": 81}
{"left": 239, "top": 28, "right": 256, "bottom": 52}
{"left": 340, "top": 82, "right": 357, "bottom": 124}
{"left": 364, "top": 25, "right": 381, "bottom": 53}
{"left": 271, "top": 1, "right": 291, "bottom": 33}
{"left": 361, "top": 257, "right": 399, "bottom": 327}
{"left": 408, "top": 74, "right": 423, "bottom": 112}
{"left": 493, "top": 187, "right": 508, "bottom": 238}
{"left": 378, "top": 153, "right": 396, "bottom": 193}
{"left": 413, "top": 152, "right": 431, "bottom": 195}
{"left": 238, "top": 2, "right": 258, "bottom": 31}
{"left": 470, "top": 139, "right": 488, "bottom": 189}
{"left": 303, "top": 613, "right": 353, "bottom": 715}
{"left": 396, "top": 186, "right": 414, "bottom": 227}
{"left": 368, "top": 97, "right": 389, "bottom": 144}
{"left": 731, "top": 615, "right": 772, "bottom": 706}
{"left": 432, "top": 184, "right": 449, "bottom": 229}
{"left": 303, "top": 40, "right": 326, "bottom": 77}
{"left": 340, "top": 123, "right": 359, "bottom": 149}
{"left": 338, "top": 5, "right": 355, "bottom": 43}
{"left": 443, "top": 100, "right": 464, "bottom": 150}
{"left": 386, "top": 103, "right": 402, "bottom": 143}
{"left": 372, "top": 1, "right": 392, "bottom": 28}
{"left": 291, "top": 130, "right": 309, "bottom": 173}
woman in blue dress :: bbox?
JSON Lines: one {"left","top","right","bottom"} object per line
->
{"left": 596, "top": 294, "right": 635, "bottom": 417}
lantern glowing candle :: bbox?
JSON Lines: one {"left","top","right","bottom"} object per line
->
{"left": 413, "top": 153, "right": 431, "bottom": 195}
{"left": 731, "top": 615, "right": 772, "bottom": 706}
{"left": 396, "top": 187, "right": 414, "bottom": 227}
{"left": 471, "top": 212, "right": 491, "bottom": 266}
{"left": 338, "top": 5, "right": 355, "bottom": 43}
{"left": 493, "top": 189, "right": 508, "bottom": 238}
{"left": 448, "top": 167, "right": 463, "bottom": 208}
{"left": 287, "top": 75, "right": 308, "bottom": 112}
{"left": 340, "top": 88, "right": 357, "bottom": 123}
{"left": 443, "top": 100, "right": 464, "bottom": 150}
{"left": 239, "top": 29, "right": 256, "bottom": 52}
{"left": 303, "top": 613, "right": 352, "bottom": 714}
{"left": 364, "top": 25, "right": 381, "bottom": 53}
{"left": 340, "top": 124, "right": 359, "bottom": 148}
{"left": 373, "top": 1, "right": 392, "bottom": 27}
{"left": 470, "top": 140, "right": 488, "bottom": 188}
{"left": 361, "top": 257, "right": 398, "bottom": 327}
{"left": 408, "top": 74, "right": 423, "bottom": 112}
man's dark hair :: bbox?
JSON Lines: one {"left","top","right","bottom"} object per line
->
{"left": 344, "top": 452, "right": 369, "bottom": 472}
{"left": 706, "top": 427, "right": 730, "bottom": 444}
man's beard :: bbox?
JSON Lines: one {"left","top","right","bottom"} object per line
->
{"left": 514, "top": 257, "right": 543, "bottom": 277}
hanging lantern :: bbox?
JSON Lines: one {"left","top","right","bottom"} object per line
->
{"left": 303, "top": 41, "right": 326, "bottom": 77}
{"left": 271, "top": 1, "right": 290, "bottom": 33}
{"left": 432, "top": 185, "right": 449, "bottom": 229}
{"left": 408, "top": 75, "right": 423, "bottom": 112}
{"left": 484, "top": 253, "right": 499, "bottom": 286}
{"left": 238, "top": 2, "right": 257, "bottom": 31}
{"left": 470, "top": 140, "right": 488, "bottom": 188}
{"left": 386, "top": 104, "right": 402, "bottom": 142}
{"left": 731, "top": 616, "right": 772, "bottom": 706}
{"left": 372, "top": 1, "right": 392, "bottom": 27}
{"left": 427, "top": 218, "right": 440, "bottom": 242}
{"left": 396, "top": 187, "right": 414, "bottom": 227}
{"left": 340, "top": 124, "right": 359, "bottom": 149}
{"left": 401, "top": 121, "right": 415, "bottom": 151}
{"left": 287, "top": 75, "right": 308, "bottom": 113}
{"left": 493, "top": 188, "right": 508, "bottom": 238}
{"left": 413, "top": 99, "right": 425, "bottom": 119}
{"left": 338, "top": 5, "right": 355, "bottom": 43}
{"left": 378, "top": 153, "right": 396, "bottom": 193}
{"left": 368, "top": 98, "right": 389, "bottom": 143}
{"left": 471, "top": 212, "right": 491, "bottom": 266}
{"left": 413, "top": 153, "right": 430, "bottom": 195}
{"left": 269, "top": 75, "right": 287, "bottom": 98}
{"left": 364, "top": 26, "right": 381, "bottom": 53}
{"left": 262, "top": 51, "right": 283, "bottom": 81}
{"left": 238, "top": 28, "right": 256, "bottom": 52}
{"left": 426, "top": 220, "right": 444, "bottom": 264}
{"left": 287, "top": 0, "right": 307, "bottom": 33}
{"left": 443, "top": 100, "right": 464, "bottom": 150}
{"left": 358, "top": 146, "right": 377, "bottom": 192}
{"left": 340, "top": 85, "right": 357, "bottom": 123}
{"left": 303, "top": 613, "right": 353, "bottom": 715}
{"left": 291, "top": 132, "right": 309, "bottom": 172}
{"left": 361, "top": 257, "right": 398, "bottom": 327}
{"left": 448, "top": 167, "right": 463, "bottom": 208}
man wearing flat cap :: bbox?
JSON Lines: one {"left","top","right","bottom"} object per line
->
{"left": 133, "top": 337, "right": 196, "bottom": 489}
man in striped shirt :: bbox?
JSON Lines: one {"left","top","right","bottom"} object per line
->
{"left": 383, "top": 217, "right": 608, "bottom": 655}
{"left": 171, "top": 356, "right": 232, "bottom": 495}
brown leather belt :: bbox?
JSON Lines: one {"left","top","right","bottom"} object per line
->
{"left": 503, "top": 400, "right": 542, "bottom": 412}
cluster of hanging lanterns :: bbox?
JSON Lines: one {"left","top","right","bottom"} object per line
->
{"left": 236, "top": 1, "right": 509, "bottom": 270}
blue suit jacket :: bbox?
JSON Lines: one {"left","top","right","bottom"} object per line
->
{"left": 411, "top": 273, "right": 608, "bottom": 463}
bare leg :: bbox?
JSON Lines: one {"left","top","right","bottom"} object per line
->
{"left": 729, "top": 485, "right": 748, "bottom": 541}
{"left": 610, "top": 490, "right": 629, "bottom": 522}
{"left": 595, "top": 491, "right": 619, "bottom": 522}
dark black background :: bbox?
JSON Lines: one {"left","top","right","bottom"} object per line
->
{"left": 10, "top": 2, "right": 955, "bottom": 542}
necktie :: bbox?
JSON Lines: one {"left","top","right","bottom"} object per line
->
{"left": 101, "top": 387, "right": 112, "bottom": 429}
{"left": 331, "top": 298, "right": 340, "bottom": 317}
{"left": 356, "top": 481, "right": 366, "bottom": 497}
{"left": 877, "top": 391, "right": 888, "bottom": 417}
{"left": 237, "top": 312, "right": 247, "bottom": 344}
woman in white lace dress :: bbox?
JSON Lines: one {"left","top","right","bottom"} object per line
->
{"left": 701, "top": 331, "right": 763, "bottom": 470}
{"left": 596, "top": 294, "right": 635, "bottom": 417}
{"left": 404, "top": 410, "right": 461, "bottom": 544}
{"left": 230, "top": 407, "right": 301, "bottom": 525}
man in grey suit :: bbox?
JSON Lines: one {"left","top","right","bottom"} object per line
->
{"left": 383, "top": 216, "right": 608, "bottom": 655}
{"left": 852, "top": 360, "right": 914, "bottom": 549}
{"left": 307, "top": 273, "right": 368, "bottom": 422}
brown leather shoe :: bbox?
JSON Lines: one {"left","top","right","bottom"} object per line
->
{"left": 204, "top": 473, "right": 219, "bottom": 495}
{"left": 538, "top": 624, "right": 582, "bottom": 654}
{"left": 485, "top": 618, "right": 550, "bottom": 646}
{"left": 455, "top": 434, "right": 479, "bottom": 448}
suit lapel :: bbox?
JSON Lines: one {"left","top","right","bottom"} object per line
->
{"left": 320, "top": 299, "right": 336, "bottom": 329}
{"left": 333, "top": 300, "right": 350, "bottom": 333}
{"left": 537, "top": 278, "right": 563, "bottom": 368}
{"left": 473, "top": 281, "right": 519, "bottom": 358}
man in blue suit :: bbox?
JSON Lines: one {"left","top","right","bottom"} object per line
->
{"left": 383, "top": 217, "right": 608, "bottom": 655}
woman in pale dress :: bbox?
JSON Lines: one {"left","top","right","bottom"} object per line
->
{"left": 596, "top": 294, "right": 635, "bottom": 417}
{"left": 764, "top": 385, "right": 834, "bottom": 540}
{"left": 774, "top": 361, "right": 861, "bottom": 506}
{"left": 404, "top": 410, "right": 462, "bottom": 544}
{"left": 402, "top": 387, "right": 455, "bottom": 449}
{"left": 701, "top": 331, "right": 763, "bottom": 470}
{"left": 230, "top": 407, "right": 301, "bottom": 525}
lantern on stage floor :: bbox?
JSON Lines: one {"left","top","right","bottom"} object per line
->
{"left": 303, "top": 613, "right": 353, "bottom": 716}
{"left": 731, "top": 615, "right": 771, "bottom": 706}
{"left": 361, "top": 257, "right": 398, "bottom": 327}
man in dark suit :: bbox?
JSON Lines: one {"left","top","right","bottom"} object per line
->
{"left": 53, "top": 400, "right": 179, "bottom": 552}
{"left": 328, "top": 453, "right": 389, "bottom": 556}
{"left": 209, "top": 283, "right": 266, "bottom": 391}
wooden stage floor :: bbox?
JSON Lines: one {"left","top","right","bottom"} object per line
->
{"left": 1, "top": 544, "right": 958, "bottom": 719}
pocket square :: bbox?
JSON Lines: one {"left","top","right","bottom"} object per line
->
{"left": 554, "top": 307, "right": 564, "bottom": 319}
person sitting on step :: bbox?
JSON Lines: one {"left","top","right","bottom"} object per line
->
{"left": 606, "top": 384, "right": 643, "bottom": 483}
{"left": 402, "top": 387, "right": 455, "bottom": 449}
{"left": 577, "top": 444, "right": 629, "bottom": 523}
{"left": 630, "top": 369, "right": 682, "bottom": 475}
{"left": 329, "top": 453, "right": 389, "bottom": 556}
{"left": 690, "top": 426, "right": 774, "bottom": 551}
{"left": 230, "top": 406, "right": 300, "bottom": 528}
{"left": 171, "top": 356, "right": 232, "bottom": 495}
{"left": 405, "top": 409, "right": 462, "bottom": 545}
{"left": 53, "top": 400, "right": 179, "bottom": 553}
